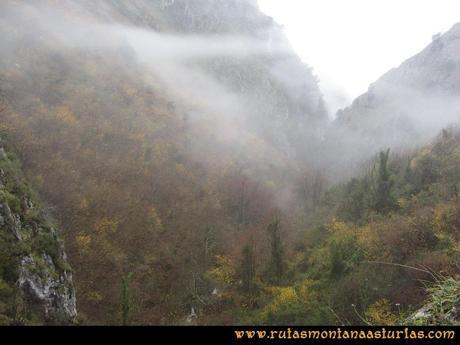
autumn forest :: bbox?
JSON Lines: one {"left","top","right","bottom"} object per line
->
{"left": 0, "top": 0, "right": 460, "bottom": 326}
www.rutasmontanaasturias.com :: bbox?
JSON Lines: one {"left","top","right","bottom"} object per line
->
{"left": 234, "top": 327, "right": 456, "bottom": 341}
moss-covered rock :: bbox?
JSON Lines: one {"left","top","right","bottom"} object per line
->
{"left": 0, "top": 138, "right": 76, "bottom": 325}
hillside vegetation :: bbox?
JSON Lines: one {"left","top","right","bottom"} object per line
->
{"left": 0, "top": 0, "right": 459, "bottom": 325}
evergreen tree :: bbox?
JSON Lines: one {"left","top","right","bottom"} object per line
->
{"left": 267, "top": 219, "right": 286, "bottom": 284}
{"left": 121, "top": 272, "right": 134, "bottom": 326}
{"left": 339, "top": 177, "right": 371, "bottom": 224}
{"left": 240, "top": 244, "right": 256, "bottom": 293}
{"left": 374, "top": 149, "right": 396, "bottom": 213}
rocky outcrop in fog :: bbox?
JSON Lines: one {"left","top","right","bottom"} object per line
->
{"left": 325, "top": 22, "right": 460, "bottom": 179}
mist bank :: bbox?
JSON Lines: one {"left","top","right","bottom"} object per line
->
{"left": 1, "top": 0, "right": 459, "bottom": 194}
{"left": 322, "top": 23, "right": 460, "bottom": 180}
{"left": 1, "top": 0, "right": 326, "bottom": 171}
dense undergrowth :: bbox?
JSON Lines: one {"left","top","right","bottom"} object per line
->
{"left": 201, "top": 127, "right": 460, "bottom": 325}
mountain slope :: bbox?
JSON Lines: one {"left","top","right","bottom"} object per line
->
{"left": 0, "top": 0, "right": 327, "bottom": 324}
{"left": 324, "top": 23, "right": 460, "bottom": 179}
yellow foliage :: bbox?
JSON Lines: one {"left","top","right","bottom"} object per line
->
{"left": 397, "top": 197, "right": 409, "bottom": 210}
{"left": 264, "top": 180, "right": 276, "bottom": 190}
{"left": 261, "top": 287, "right": 300, "bottom": 318}
{"left": 327, "top": 218, "right": 354, "bottom": 235}
{"left": 124, "top": 86, "right": 138, "bottom": 98}
{"left": 175, "top": 163, "right": 187, "bottom": 176}
{"left": 86, "top": 291, "right": 104, "bottom": 303}
{"left": 76, "top": 233, "right": 92, "bottom": 252}
{"left": 357, "top": 223, "right": 391, "bottom": 260}
{"left": 79, "top": 198, "right": 90, "bottom": 210}
{"left": 147, "top": 207, "right": 163, "bottom": 232}
{"left": 93, "top": 217, "right": 119, "bottom": 234}
{"left": 296, "top": 279, "right": 315, "bottom": 302}
{"left": 206, "top": 255, "right": 235, "bottom": 286}
{"left": 53, "top": 105, "right": 78, "bottom": 126}
{"left": 152, "top": 143, "right": 170, "bottom": 163}
{"left": 33, "top": 175, "right": 45, "bottom": 189}
{"left": 307, "top": 246, "right": 329, "bottom": 268}
{"left": 275, "top": 287, "right": 298, "bottom": 305}
{"left": 432, "top": 204, "right": 455, "bottom": 235}
{"left": 365, "top": 299, "right": 398, "bottom": 325}
{"left": 0, "top": 122, "right": 12, "bottom": 133}
{"left": 410, "top": 148, "right": 432, "bottom": 169}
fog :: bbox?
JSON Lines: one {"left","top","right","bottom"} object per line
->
{"left": 1, "top": 2, "right": 292, "bottom": 156}
{"left": 0, "top": 0, "right": 325, "bottom": 211}
{"left": 1, "top": 0, "right": 460, "bottom": 192}
{"left": 259, "top": 0, "right": 460, "bottom": 116}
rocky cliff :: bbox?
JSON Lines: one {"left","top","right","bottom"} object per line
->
{"left": 0, "top": 138, "right": 76, "bottom": 325}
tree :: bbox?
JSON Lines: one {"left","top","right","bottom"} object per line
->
{"left": 299, "top": 170, "right": 327, "bottom": 211}
{"left": 121, "top": 272, "right": 134, "bottom": 326}
{"left": 240, "top": 244, "right": 256, "bottom": 293}
{"left": 339, "top": 177, "right": 371, "bottom": 224}
{"left": 266, "top": 219, "right": 286, "bottom": 284}
{"left": 374, "top": 149, "right": 396, "bottom": 213}
{"left": 0, "top": 75, "right": 6, "bottom": 115}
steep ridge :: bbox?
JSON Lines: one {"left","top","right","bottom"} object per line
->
{"left": 324, "top": 23, "right": 460, "bottom": 179}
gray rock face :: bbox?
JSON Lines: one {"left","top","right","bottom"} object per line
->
{"left": 0, "top": 147, "right": 7, "bottom": 160}
{"left": 159, "top": 0, "right": 270, "bottom": 35}
{"left": 407, "top": 302, "right": 460, "bottom": 325}
{"left": 0, "top": 203, "right": 22, "bottom": 240}
{"left": 18, "top": 254, "right": 77, "bottom": 324}
{"left": 152, "top": 0, "right": 328, "bottom": 161}
{"left": 0, "top": 140, "right": 76, "bottom": 324}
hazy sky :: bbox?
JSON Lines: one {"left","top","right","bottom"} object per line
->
{"left": 258, "top": 0, "right": 460, "bottom": 115}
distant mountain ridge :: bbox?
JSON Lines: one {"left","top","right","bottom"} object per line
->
{"left": 323, "top": 22, "right": 460, "bottom": 178}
